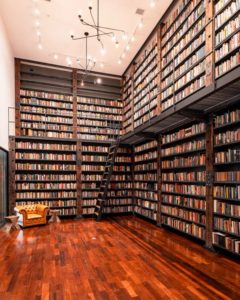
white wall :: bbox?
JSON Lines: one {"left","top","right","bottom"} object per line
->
{"left": 0, "top": 15, "right": 14, "bottom": 150}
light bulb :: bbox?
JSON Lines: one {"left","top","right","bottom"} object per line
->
{"left": 112, "top": 34, "right": 116, "bottom": 42}
{"left": 122, "top": 33, "right": 128, "bottom": 40}
{"left": 36, "top": 30, "right": 41, "bottom": 36}
{"left": 34, "top": 8, "right": 40, "bottom": 15}
{"left": 53, "top": 54, "right": 58, "bottom": 60}
{"left": 131, "top": 36, "right": 136, "bottom": 42}
{"left": 80, "top": 80, "right": 84, "bottom": 87}
{"left": 126, "top": 45, "right": 130, "bottom": 51}
{"left": 115, "top": 41, "right": 119, "bottom": 48}
{"left": 101, "top": 48, "right": 106, "bottom": 55}
{"left": 38, "top": 43, "right": 43, "bottom": 50}
{"left": 150, "top": 1, "right": 156, "bottom": 7}
{"left": 118, "top": 59, "right": 122, "bottom": 65}
{"left": 122, "top": 53, "right": 126, "bottom": 59}
{"left": 96, "top": 78, "right": 102, "bottom": 84}
{"left": 139, "top": 20, "right": 143, "bottom": 28}
{"left": 35, "top": 20, "right": 40, "bottom": 27}
{"left": 100, "top": 63, "right": 104, "bottom": 68}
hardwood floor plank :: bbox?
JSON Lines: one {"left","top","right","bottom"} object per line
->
{"left": 0, "top": 216, "right": 239, "bottom": 300}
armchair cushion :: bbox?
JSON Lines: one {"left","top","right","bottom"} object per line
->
{"left": 14, "top": 204, "right": 49, "bottom": 228}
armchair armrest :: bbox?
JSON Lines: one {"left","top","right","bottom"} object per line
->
{"left": 36, "top": 205, "right": 49, "bottom": 216}
{"left": 14, "top": 206, "right": 27, "bottom": 215}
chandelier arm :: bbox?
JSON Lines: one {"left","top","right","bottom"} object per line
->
{"left": 80, "top": 20, "right": 109, "bottom": 36}
{"left": 72, "top": 32, "right": 114, "bottom": 41}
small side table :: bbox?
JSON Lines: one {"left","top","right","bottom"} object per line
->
{"left": 48, "top": 210, "right": 61, "bottom": 223}
{"left": 2, "top": 216, "right": 20, "bottom": 233}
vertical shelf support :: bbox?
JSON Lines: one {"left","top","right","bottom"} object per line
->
{"left": 157, "top": 134, "right": 162, "bottom": 227}
{"left": 72, "top": 68, "right": 78, "bottom": 139}
{"left": 15, "top": 58, "right": 21, "bottom": 136}
{"left": 205, "top": 115, "right": 214, "bottom": 250}
{"left": 8, "top": 137, "right": 16, "bottom": 215}
{"left": 131, "top": 145, "right": 136, "bottom": 216}
{"left": 76, "top": 140, "right": 82, "bottom": 218}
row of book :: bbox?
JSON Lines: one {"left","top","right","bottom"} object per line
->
{"left": 162, "top": 184, "right": 206, "bottom": 196}
{"left": 21, "top": 122, "right": 72, "bottom": 132}
{"left": 16, "top": 164, "right": 76, "bottom": 171}
{"left": 215, "top": 128, "right": 240, "bottom": 145}
{"left": 20, "top": 90, "right": 73, "bottom": 102}
{"left": 134, "top": 89, "right": 158, "bottom": 114}
{"left": 134, "top": 206, "right": 157, "bottom": 220}
{"left": 135, "top": 151, "right": 157, "bottom": 162}
{"left": 162, "top": 123, "right": 205, "bottom": 144}
{"left": 214, "top": 216, "right": 240, "bottom": 235}
{"left": 134, "top": 173, "right": 157, "bottom": 181}
{"left": 214, "top": 200, "right": 240, "bottom": 217}
{"left": 215, "top": 149, "right": 240, "bottom": 163}
{"left": 214, "top": 185, "right": 240, "bottom": 199}
{"left": 77, "top": 97, "right": 122, "bottom": 108}
{"left": 16, "top": 153, "right": 76, "bottom": 161}
{"left": 16, "top": 199, "right": 77, "bottom": 207}
{"left": 78, "top": 112, "right": 122, "bottom": 121}
{"left": 82, "top": 174, "right": 131, "bottom": 181}
{"left": 16, "top": 203, "right": 77, "bottom": 216}
{"left": 135, "top": 190, "right": 158, "bottom": 201}
{"left": 135, "top": 140, "right": 157, "bottom": 153}
{"left": 21, "top": 106, "right": 73, "bottom": 117}
{"left": 134, "top": 81, "right": 158, "bottom": 107}
{"left": 162, "top": 171, "right": 206, "bottom": 182}
{"left": 162, "top": 215, "right": 206, "bottom": 239}
{"left": 215, "top": 171, "right": 240, "bottom": 182}
{"left": 103, "top": 206, "right": 133, "bottom": 214}
{"left": 135, "top": 162, "right": 157, "bottom": 171}
{"left": 15, "top": 174, "right": 76, "bottom": 181}
{"left": 213, "top": 232, "right": 240, "bottom": 255}
{"left": 215, "top": 109, "right": 240, "bottom": 127}
{"left": 134, "top": 59, "right": 158, "bottom": 91}
{"left": 20, "top": 97, "right": 73, "bottom": 109}
{"left": 20, "top": 129, "right": 73, "bottom": 139}
{"left": 161, "top": 139, "right": 205, "bottom": 156}
{"left": 161, "top": 205, "right": 206, "bottom": 225}
{"left": 79, "top": 134, "right": 116, "bottom": 141}
{"left": 82, "top": 182, "right": 132, "bottom": 189}
{"left": 16, "top": 182, "right": 76, "bottom": 190}
{"left": 134, "top": 182, "right": 157, "bottom": 190}
{"left": 15, "top": 142, "right": 76, "bottom": 151}
{"left": 162, "top": 154, "right": 206, "bottom": 168}
{"left": 82, "top": 165, "right": 131, "bottom": 172}
{"left": 78, "top": 119, "right": 119, "bottom": 128}
{"left": 136, "top": 200, "right": 157, "bottom": 211}
{"left": 78, "top": 127, "right": 119, "bottom": 135}
{"left": 16, "top": 191, "right": 76, "bottom": 199}
{"left": 77, "top": 104, "right": 122, "bottom": 115}
{"left": 215, "top": 51, "right": 240, "bottom": 78}
{"left": 162, "top": 195, "right": 206, "bottom": 210}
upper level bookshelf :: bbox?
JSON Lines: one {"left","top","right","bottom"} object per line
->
{"left": 122, "top": 70, "right": 134, "bottom": 135}
{"left": 160, "top": 0, "right": 207, "bottom": 111}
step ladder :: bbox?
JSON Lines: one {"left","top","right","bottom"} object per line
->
{"left": 94, "top": 136, "right": 120, "bottom": 221}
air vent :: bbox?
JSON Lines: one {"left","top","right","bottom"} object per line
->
{"left": 136, "top": 8, "right": 145, "bottom": 15}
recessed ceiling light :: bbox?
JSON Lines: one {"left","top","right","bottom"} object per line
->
{"left": 36, "top": 31, "right": 41, "bottom": 36}
{"left": 126, "top": 45, "right": 130, "bottom": 51}
{"left": 38, "top": 44, "right": 43, "bottom": 50}
{"left": 35, "top": 20, "right": 40, "bottom": 27}
{"left": 118, "top": 59, "right": 122, "bottom": 64}
{"left": 34, "top": 9, "right": 40, "bottom": 15}
{"left": 150, "top": 1, "right": 156, "bottom": 7}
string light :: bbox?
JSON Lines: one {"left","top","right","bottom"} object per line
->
{"left": 100, "top": 48, "right": 106, "bottom": 55}
{"left": 131, "top": 36, "right": 136, "bottom": 42}
{"left": 53, "top": 54, "right": 58, "bottom": 60}
{"left": 150, "top": 1, "right": 156, "bottom": 7}
{"left": 96, "top": 78, "right": 102, "bottom": 84}
{"left": 126, "top": 45, "right": 130, "bottom": 51}
{"left": 100, "top": 63, "right": 104, "bottom": 68}
{"left": 36, "top": 30, "right": 41, "bottom": 36}
{"left": 34, "top": 8, "right": 40, "bottom": 15}
{"left": 35, "top": 20, "right": 40, "bottom": 27}
{"left": 118, "top": 59, "right": 122, "bottom": 65}
{"left": 38, "top": 43, "right": 43, "bottom": 50}
{"left": 139, "top": 20, "right": 143, "bottom": 28}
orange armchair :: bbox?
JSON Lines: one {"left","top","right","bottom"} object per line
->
{"left": 14, "top": 204, "right": 49, "bottom": 228}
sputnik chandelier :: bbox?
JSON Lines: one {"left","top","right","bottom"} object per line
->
{"left": 71, "top": 0, "right": 127, "bottom": 53}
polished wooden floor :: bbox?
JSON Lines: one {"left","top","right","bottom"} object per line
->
{"left": 0, "top": 216, "right": 239, "bottom": 300}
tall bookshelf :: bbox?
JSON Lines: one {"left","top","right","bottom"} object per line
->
{"left": 214, "top": 0, "right": 240, "bottom": 79}
{"left": 160, "top": 0, "right": 209, "bottom": 111}
{"left": 14, "top": 137, "right": 77, "bottom": 216}
{"left": 133, "top": 34, "right": 160, "bottom": 129}
{"left": 133, "top": 140, "right": 158, "bottom": 221}
{"left": 105, "top": 147, "right": 133, "bottom": 214}
{"left": 161, "top": 122, "right": 207, "bottom": 240}
{"left": 213, "top": 106, "right": 240, "bottom": 255}
{"left": 122, "top": 69, "right": 134, "bottom": 134}
{"left": 77, "top": 96, "right": 122, "bottom": 141}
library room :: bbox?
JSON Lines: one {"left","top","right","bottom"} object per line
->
{"left": 0, "top": 0, "right": 240, "bottom": 299}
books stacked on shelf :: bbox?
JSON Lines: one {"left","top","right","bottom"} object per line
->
{"left": 161, "top": 122, "right": 206, "bottom": 239}
{"left": 19, "top": 90, "right": 73, "bottom": 139}
{"left": 161, "top": 0, "right": 206, "bottom": 111}
{"left": 213, "top": 106, "right": 240, "bottom": 255}
{"left": 15, "top": 139, "right": 77, "bottom": 216}
{"left": 215, "top": 0, "right": 240, "bottom": 78}
{"left": 122, "top": 72, "right": 133, "bottom": 134}
{"left": 77, "top": 97, "right": 122, "bottom": 141}
{"left": 81, "top": 143, "right": 107, "bottom": 215}
{"left": 134, "top": 140, "right": 158, "bottom": 221}
{"left": 133, "top": 35, "right": 159, "bottom": 128}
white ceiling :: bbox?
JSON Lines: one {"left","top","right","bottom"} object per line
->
{"left": 0, "top": 0, "right": 172, "bottom": 76}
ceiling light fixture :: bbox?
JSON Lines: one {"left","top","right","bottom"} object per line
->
{"left": 96, "top": 78, "right": 102, "bottom": 84}
{"left": 38, "top": 43, "right": 43, "bottom": 50}
{"left": 139, "top": 20, "right": 143, "bottom": 28}
{"left": 150, "top": 1, "right": 156, "bottom": 7}
{"left": 71, "top": 0, "right": 127, "bottom": 53}
{"left": 53, "top": 54, "right": 58, "bottom": 60}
